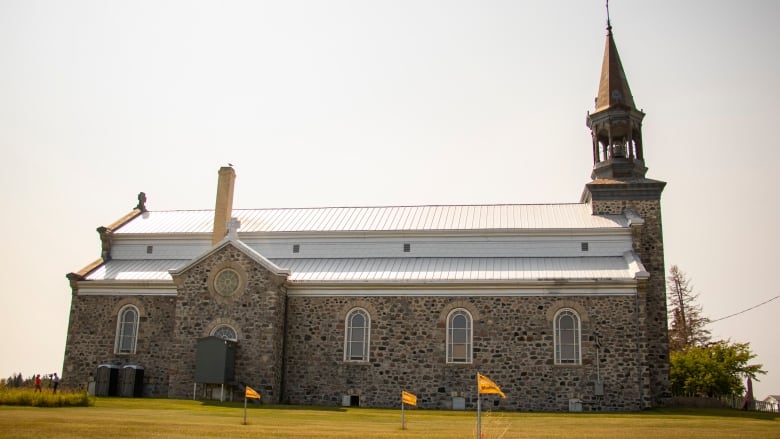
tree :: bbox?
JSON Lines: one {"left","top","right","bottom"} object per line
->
{"left": 667, "top": 265, "right": 711, "bottom": 352}
{"left": 670, "top": 340, "right": 766, "bottom": 397}
{"left": 4, "top": 372, "right": 23, "bottom": 388}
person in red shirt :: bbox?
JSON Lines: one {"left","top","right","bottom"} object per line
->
{"left": 34, "top": 374, "right": 42, "bottom": 393}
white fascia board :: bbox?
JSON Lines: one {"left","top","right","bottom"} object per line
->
{"left": 225, "top": 239, "right": 291, "bottom": 276}
{"left": 286, "top": 278, "right": 638, "bottom": 288}
{"left": 77, "top": 280, "right": 177, "bottom": 296}
{"left": 623, "top": 250, "right": 650, "bottom": 279}
{"left": 110, "top": 228, "right": 632, "bottom": 244}
{"left": 236, "top": 227, "right": 631, "bottom": 240}
{"left": 168, "top": 237, "right": 290, "bottom": 277}
{"left": 112, "top": 233, "right": 211, "bottom": 242}
{"left": 623, "top": 209, "right": 645, "bottom": 227}
{"left": 287, "top": 287, "right": 637, "bottom": 297}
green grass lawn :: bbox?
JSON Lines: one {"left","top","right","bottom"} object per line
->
{"left": 1, "top": 397, "right": 778, "bottom": 439}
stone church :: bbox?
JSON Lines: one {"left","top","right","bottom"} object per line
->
{"left": 62, "top": 20, "right": 669, "bottom": 411}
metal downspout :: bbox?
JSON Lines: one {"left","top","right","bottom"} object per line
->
{"left": 635, "top": 288, "right": 642, "bottom": 409}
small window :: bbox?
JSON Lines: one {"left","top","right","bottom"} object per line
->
{"left": 554, "top": 309, "right": 581, "bottom": 365}
{"left": 115, "top": 305, "right": 139, "bottom": 354}
{"left": 146, "top": 245, "right": 153, "bottom": 254}
{"left": 344, "top": 308, "right": 370, "bottom": 362}
{"left": 446, "top": 309, "right": 472, "bottom": 363}
{"left": 403, "top": 243, "right": 411, "bottom": 253}
{"left": 293, "top": 244, "right": 300, "bottom": 253}
{"left": 581, "top": 242, "right": 589, "bottom": 251}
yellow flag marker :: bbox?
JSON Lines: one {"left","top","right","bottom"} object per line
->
{"left": 477, "top": 373, "right": 506, "bottom": 398}
{"left": 243, "top": 385, "right": 261, "bottom": 425}
{"left": 476, "top": 373, "right": 506, "bottom": 438}
{"left": 401, "top": 390, "right": 417, "bottom": 406}
{"left": 245, "top": 386, "right": 261, "bottom": 399}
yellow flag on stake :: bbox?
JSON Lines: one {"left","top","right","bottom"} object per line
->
{"left": 401, "top": 390, "right": 417, "bottom": 406}
{"left": 245, "top": 386, "right": 261, "bottom": 399}
{"left": 477, "top": 373, "right": 506, "bottom": 398}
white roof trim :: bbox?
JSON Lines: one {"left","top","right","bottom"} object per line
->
{"left": 84, "top": 255, "right": 647, "bottom": 284}
{"left": 624, "top": 250, "right": 650, "bottom": 279}
{"left": 77, "top": 280, "right": 176, "bottom": 289}
{"left": 287, "top": 288, "right": 637, "bottom": 297}
{"left": 168, "top": 236, "right": 290, "bottom": 277}
{"left": 78, "top": 288, "right": 177, "bottom": 296}
{"left": 276, "top": 256, "right": 639, "bottom": 283}
{"left": 623, "top": 209, "right": 645, "bottom": 227}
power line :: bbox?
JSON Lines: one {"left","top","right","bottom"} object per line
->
{"left": 710, "top": 295, "right": 780, "bottom": 323}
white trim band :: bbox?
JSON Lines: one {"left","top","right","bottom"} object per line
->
{"left": 287, "top": 288, "right": 636, "bottom": 297}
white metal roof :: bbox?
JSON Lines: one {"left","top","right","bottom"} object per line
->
{"left": 85, "top": 260, "right": 189, "bottom": 281}
{"left": 278, "top": 257, "right": 637, "bottom": 282}
{"left": 86, "top": 256, "right": 638, "bottom": 283}
{"left": 113, "top": 204, "right": 626, "bottom": 235}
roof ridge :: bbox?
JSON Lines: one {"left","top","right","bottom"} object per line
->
{"left": 144, "top": 202, "right": 592, "bottom": 213}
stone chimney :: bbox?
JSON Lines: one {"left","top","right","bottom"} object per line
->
{"left": 212, "top": 166, "right": 236, "bottom": 245}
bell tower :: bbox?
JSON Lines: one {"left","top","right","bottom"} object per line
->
{"left": 582, "top": 6, "right": 666, "bottom": 204}
{"left": 582, "top": 6, "right": 671, "bottom": 408}
{"left": 587, "top": 15, "right": 647, "bottom": 180}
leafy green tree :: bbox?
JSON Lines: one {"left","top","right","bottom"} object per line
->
{"left": 667, "top": 265, "right": 711, "bottom": 352}
{"left": 670, "top": 340, "right": 765, "bottom": 397}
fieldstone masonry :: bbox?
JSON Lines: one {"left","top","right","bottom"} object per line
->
{"left": 62, "top": 294, "right": 176, "bottom": 395}
{"left": 284, "top": 295, "right": 643, "bottom": 411}
{"left": 167, "top": 245, "right": 288, "bottom": 401}
{"left": 585, "top": 179, "right": 670, "bottom": 407}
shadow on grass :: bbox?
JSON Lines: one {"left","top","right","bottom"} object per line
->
{"left": 647, "top": 407, "right": 780, "bottom": 421}
{"left": 198, "top": 400, "right": 347, "bottom": 412}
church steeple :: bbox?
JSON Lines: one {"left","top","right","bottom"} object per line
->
{"left": 582, "top": 7, "right": 670, "bottom": 409}
{"left": 587, "top": 11, "right": 647, "bottom": 180}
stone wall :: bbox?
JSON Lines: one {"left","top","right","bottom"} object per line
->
{"left": 62, "top": 211, "right": 664, "bottom": 411}
{"left": 283, "top": 294, "right": 644, "bottom": 411}
{"left": 589, "top": 196, "right": 670, "bottom": 406}
{"left": 167, "top": 244, "right": 287, "bottom": 401}
{"left": 61, "top": 294, "right": 176, "bottom": 396}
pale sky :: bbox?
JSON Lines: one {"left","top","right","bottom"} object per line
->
{"left": 1, "top": 1, "right": 779, "bottom": 399}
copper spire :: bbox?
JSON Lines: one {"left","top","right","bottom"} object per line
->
{"left": 594, "top": 5, "right": 636, "bottom": 113}
{"left": 586, "top": 5, "right": 647, "bottom": 180}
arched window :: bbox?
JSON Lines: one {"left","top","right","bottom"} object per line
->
{"left": 447, "top": 309, "right": 472, "bottom": 363}
{"left": 554, "top": 309, "right": 581, "bottom": 365}
{"left": 211, "top": 325, "right": 238, "bottom": 341}
{"left": 115, "top": 305, "right": 139, "bottom": 354}
{"left": 344, "top": 308, "right": 370, "bottom": 362}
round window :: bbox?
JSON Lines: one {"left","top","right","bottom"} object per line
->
{"left": 214, "top": 269, "right": 240, "bottom": 296}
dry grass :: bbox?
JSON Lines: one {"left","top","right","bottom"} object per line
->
{"left": 0, "top": 388, "right": 93, "bottom": 407}
{"left": 0, "top": 397, "right": 778, "bottom": 439}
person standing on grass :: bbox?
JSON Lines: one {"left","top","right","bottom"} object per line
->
{"left": 52, "top": 373, "right": 60, "bottom": 393}
{"left": 34, "top": 374, "right": 42, "bottom": 392}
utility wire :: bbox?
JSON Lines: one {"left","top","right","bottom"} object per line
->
{"left": 710, "top": 295, "right": 780, "bottom": 323}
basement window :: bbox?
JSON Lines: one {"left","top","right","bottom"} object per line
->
{"left": 581, "top": 242, "right": 589, "bottom": 252}
{"left": 293, "top": 244, "right": 300, "bottom": 254}
{"left": 403, "top": 243, "right": 411, "bottom": 253}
